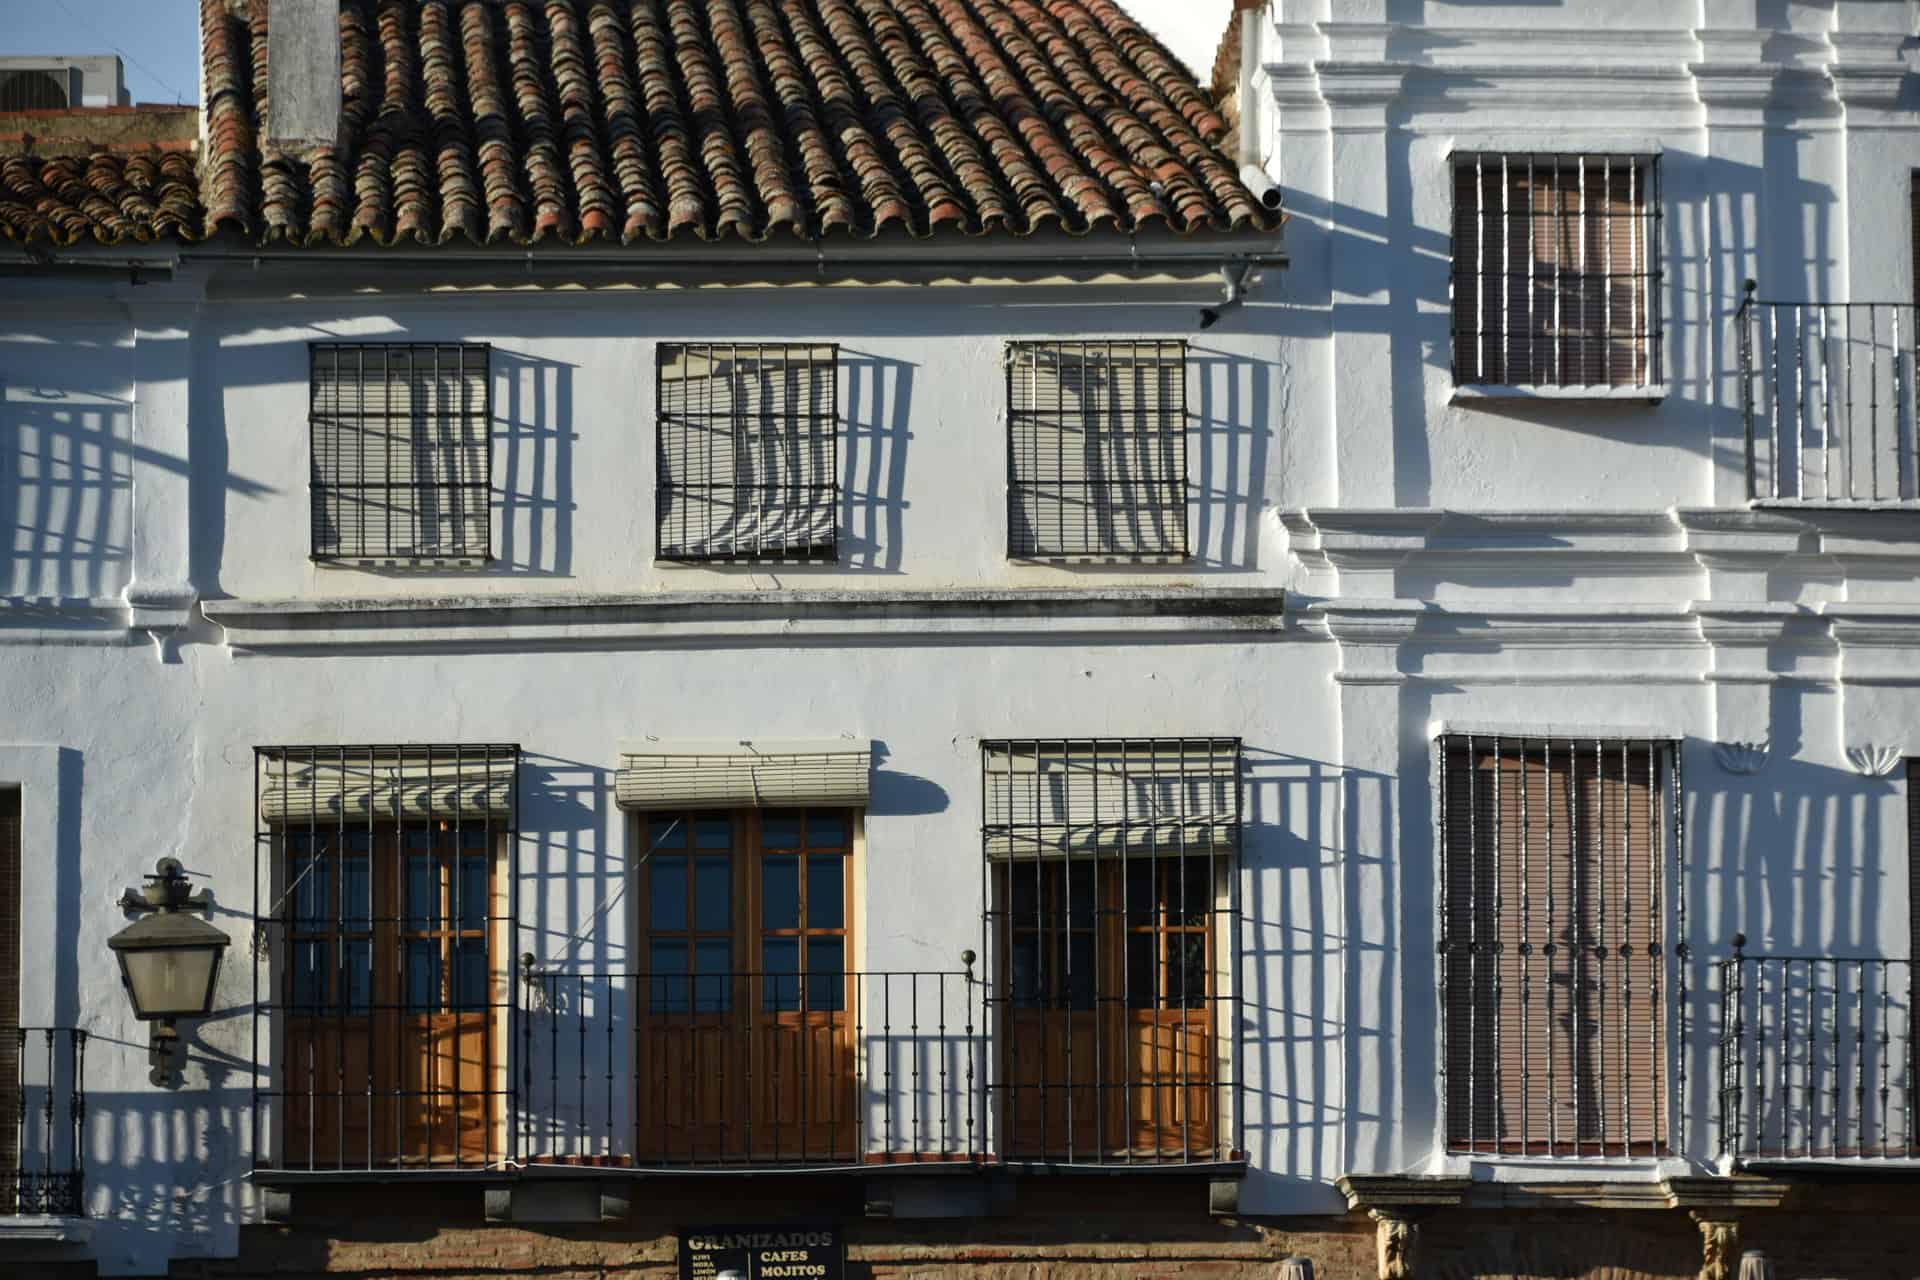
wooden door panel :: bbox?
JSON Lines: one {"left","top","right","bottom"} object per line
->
{"left": 1125, "top": 1014, "right": 1215, "bottom": 1156}
{"left": 283, "top": 1021, "right": 375, "bottom": 1166}
{"left": 1004, "top": 1010, "right": 1108, "bottom": 1158}
{"left": 752, "top": 1016, "right": 853, "bottom": 1162}
{"left": 638, "top": 1020, "right": 740, "bottom": 1161}
{"left": 396, "top": 1016, "right": 491, "bottom": 1164}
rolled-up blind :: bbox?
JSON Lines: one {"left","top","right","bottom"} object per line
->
{"left": 259, "top": 747, "right": 516, "bottom": 824}
{"left": 615, "top": 741, "right": 870, "bottom": 811}
{"left": 981, "top": 738, "right": 1240, "bottom": 860}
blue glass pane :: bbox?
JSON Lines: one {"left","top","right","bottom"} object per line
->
{"left": 1180, "top": 858, "right": 1213, "bottom": 926}
{"left": 804, "top": 811, "right": 846, "bottom": 847}
{"left": 648, "top": 816, "right": 686, "bottom": 850}
{"left": 291, "top": 857, "right": 330, "bottom": 930}
{"left": 761, "top": 856, "right": 799, "bottom": 929}
{"left": 406, "top": 856, "right": 436, "bottom": 931}
{"left": 762, "top": 938, "right": 799, "bottom": 1012}
{"left": 648, "top": 856, "right": 687, "bottom": 932}
{"left": 342, "top": 858, "right": 371, "bottom": 932}
{"left": 693, "top": 940, "right": 731, "bottom": 1014}
{"left": 406, "top": 940, "right": 440, "bottom": 1011}
{"left": 761, "top": 812, "right": 801, "bottom": 848}
{"left": 342, "top": 939, "right": 372, "bottom": 1012}
{"left": 1125, "top": 858, "right": 1154, "bottom": 923}
{"left": 451, "top": 940, "right": 489, "bottom": 1010}
{"left": 806, "top": 939, "right": 844, "bottom": 1012}
{"left": 404, "top": 830, "right": 432, "bottom": 852}
{"left": 457, "top": 854, "right": 488, "bottom": 931}
{"left": 1008, "top": 863, "right": 1039, "bottom": 920}
{"left": 693, "top": 816, "right": 730, "bottom": 849}
{"left": 288, "top": 833, "right": 319, "bottom": 855}
{"left": 806, "top": 856, "right": 843, "bottom": 929}
{"left": 459, "top": 828, "right": 488, "bottom": 850}
{"left": 343, "top": 830, "right": 373, "bottom": 853}
{"left": 290, "top": 940, "right": 327, "bottom": 1011}
{"left": 1009, "top": 936, "right": 1041, "bottom": 1009}
{"left": 649, "top": 941, "right": 689, "bottom": 1014}
{"left": 1066, "top": 863, "right": 1095, "bottom": 928}
{"left": 1065, "top": 932, "right": 1095, "bottom": 1010}
{"left": 693, "top": 857, "right": 731, "bottom": 932}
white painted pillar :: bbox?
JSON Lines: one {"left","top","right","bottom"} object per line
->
{"left": 118, "top": 269, "right": 205, "bottom": 652}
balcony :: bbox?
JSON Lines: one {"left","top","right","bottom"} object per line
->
{"left": 1739, "top": 287, "right": 1919, "bottom": 506}
{"left": 1, "top": 1028, "right": 86, "bottom": 1222}
{"left": 1717, "top": 945, "right": 1916, "bottom": 1164}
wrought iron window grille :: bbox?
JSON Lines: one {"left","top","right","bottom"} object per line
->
{"left": 980, "top": 738, "right": 1241, "bottom": 1165}
{"left": 1437, "top": 735, "right": 1683, "bottom": 1158}
{"left": 655, "top": 343, "right": 841, "bottom": 563}
{"left": 308, "top": 344, "right": 493, "bottom": 562}
{"left": 1451, "top": 154, "right": 1663, "bottom": 390}
{"left": 0, "top": 1028, "right": 85, "bottom": 1217}
{"left": 1005, "top": 341, "right": 1191, "bottom": 560}
{"left": 251, "top": 745, "right": 519, "bottom": 1172}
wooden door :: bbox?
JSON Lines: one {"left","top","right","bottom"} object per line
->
{"left": 283, "top": 825, "right": 497, "bottom": 1167}
{"left": 637, "top": 809, "right": 854, "bottom": 1164}
{"left": 1000, "top": 857, "right": 1218, "bottom": 1160}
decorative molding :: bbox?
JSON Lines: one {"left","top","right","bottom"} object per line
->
{"left": 1843, "top": 745, "right": 1902, "bottom": 778}
{"left": 1713, "top": 741, "right": 1770, "bottom": 775}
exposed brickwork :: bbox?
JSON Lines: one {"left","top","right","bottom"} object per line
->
{"left": 168, "top": 1181, "right": 1920, "bottom": 1280}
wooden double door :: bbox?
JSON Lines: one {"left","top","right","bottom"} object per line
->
{"left": 636, "top": 808, "right": 855, "bottom": 1164}
{"left": 997, "top": 855, "right": 1221, "bottom": 1160}
{"left": 281, "top": 823, "right": 501, "bottom": 1167}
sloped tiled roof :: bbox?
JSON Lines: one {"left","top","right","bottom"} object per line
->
{"left": 0, "top": 107, "right": 204, "bottom": 247}
{"left": 200, "top": 0, "right": 1276, "bottom": 247}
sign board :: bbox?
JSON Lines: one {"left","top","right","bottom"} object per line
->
{"left": 679, "top": 1225, "right": 844, "bottom": 1280}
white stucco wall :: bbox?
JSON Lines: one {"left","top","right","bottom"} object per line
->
{"left": 0, "top": 0, "right": 1918, "bottom": 1274}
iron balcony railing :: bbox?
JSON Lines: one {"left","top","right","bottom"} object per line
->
{"left": 1739, "top": 284, "right": 1919, "bottom": 505}
{"left": 521, "top": 968, "right": 980, "bottom": 1169}
{"left": 1717, "top": 940, "right": 1916, "bottom": 1163}
{"left": 2, "top": 1028, "right": 86, "bottom": 1216}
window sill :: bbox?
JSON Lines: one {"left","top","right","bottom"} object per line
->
{"left": 1452, "top": 384, "right": 1667, "bottom": 405}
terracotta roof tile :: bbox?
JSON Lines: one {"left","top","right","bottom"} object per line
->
{"left": 2, "top": 0, "right": 1273, "bottom": 249}
{"left": 200, "top": 0, "right": 1275, "bottom": 246}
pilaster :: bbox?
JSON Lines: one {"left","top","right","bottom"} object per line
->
{"left": 117, "top": 268, "right": 205, "bottom": 655}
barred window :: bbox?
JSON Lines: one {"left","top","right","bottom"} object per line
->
{"left": 254, "top": 745, "right": 517, "bottom": 1171}
{"left": 1452, "top": 155, "right": 1661, "bottom": 389}
{"left": 1006, "top": 341, "right": 1188, "bottom": 558}
{"left": 309, "top": 344, "right": 491, "bottom": 560}
{"left": 1439, "top": 736, "right": 1675, "bottom": 1157}
{"left": 656, "top": 343, "right": 839, "bottom": 562}
{"left": 982, "top": 738, "right": 1239, "bottom": 1163}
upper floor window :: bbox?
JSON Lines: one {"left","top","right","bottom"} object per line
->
{"left": 309, "top": 344, "right": 491, "bottom": 561}
{"left": 656, "top": 343, "right": 840, "bottom": 563}
{"left": 1438, "top": 734, "right": 1674, "bottom": 1157}
{"left": 1006, "top": 340, "right": 1189, "bottom": 559}
{"left": 1452, "top": 154, "right": 1661, "bottom": 391}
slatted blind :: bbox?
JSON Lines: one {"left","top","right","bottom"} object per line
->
{"left": 614, "top": 742, "right": 871, "bottom": 811}
{"left": 309, "top": 344, "right": 491, "bottom": 560}
{"left": 655, "top": 343, "right": 839, "bottom": 562}
{"left": 1006, "top": 341, "right": 1189, "bottom": 558}
{"left": 982, "top": 739, "right": 1240, "bottom": 859}
{"left": 0, "top": 791, "right": 16, "bottom": 1189}
{"left": 1440, "top": 738, "right": 1669, "bottom": 1156}
{"left": 1453, "top": 155, "right": 1661, "bottom": 388}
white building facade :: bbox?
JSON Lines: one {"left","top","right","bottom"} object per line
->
{"left": 0, "top": 1, "right": 1915, "bottom": 1277}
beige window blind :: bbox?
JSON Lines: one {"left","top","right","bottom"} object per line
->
{"left": 1452, "top": 154, "right": 1661, "bottom": 388}
{"left": 1440, "top": 736, "right": 1670, "bottom": 1156}
{"left": 1006, "top": 340, "right": 1189, "bottom": 559}
{"left": 615, "top": 741, "right": 871, "bottom": 811}
{"left": 982, "top": 738, "right": 1238, "bottom": 860}
{"left": 258, "top": 746, "right": 516, "bottom": 824}
{"left": 655, "top": 343, "right": 839, "bottom": 562}
{"left": 310, "top": 343, "right": 491, "bottom": 560}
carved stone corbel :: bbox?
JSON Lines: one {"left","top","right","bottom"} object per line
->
{"left": 1368, "top": 1208, "right": 1417, "bottom": 1280}
{"left": 1692, "top": 1214, "right": 1740, "bottom": 1280}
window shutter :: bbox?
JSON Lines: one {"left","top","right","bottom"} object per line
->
{"left": 615, "top": 741, "right": 871, "bottom": 811}
{"left": 1453, "top": 156, "right": 1658, "bottom": 389}
{"left": 310, "top": 344, "right": 491, "bottom": 560}
{"left": 655, "top": 343, "right": 839, "bottom": 562}
{"left": 1006, "top": 341, "right": 1189, "bottom": 559}
{"left": 258, "top": 746, "right": 517, "bottom": 824}
{"left": 1441, "top": 738, "right": 1667, "bottom": 1155}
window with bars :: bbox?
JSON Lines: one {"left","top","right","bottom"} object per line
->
{"left": 1452, "top": 155, "right": 1662, "bottom": 389}
{"left": 309, "top": 344, "right": 492, "bottom": 560}
{"left": 656, "top": 343, "right": 840, "bottom": 562}
{"left": 1006, "top": 341, "right": 1189, "bottom": 559}
{"left": 254, "top": 745, "right": 517, "bottom": 1171}
{"left": 981, "top": 738, "right": 1239, "bottom": 1163}
{"left": 1438, "top": 736, "right": 1676, "bottom": 1157}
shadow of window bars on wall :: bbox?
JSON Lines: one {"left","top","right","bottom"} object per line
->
{"left": 1739, "top": 286, "right": 1920, "bottom": 505}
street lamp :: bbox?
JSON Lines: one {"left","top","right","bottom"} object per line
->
{"left": 108, "top": 858, "right": 229, "bottom": 1086}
